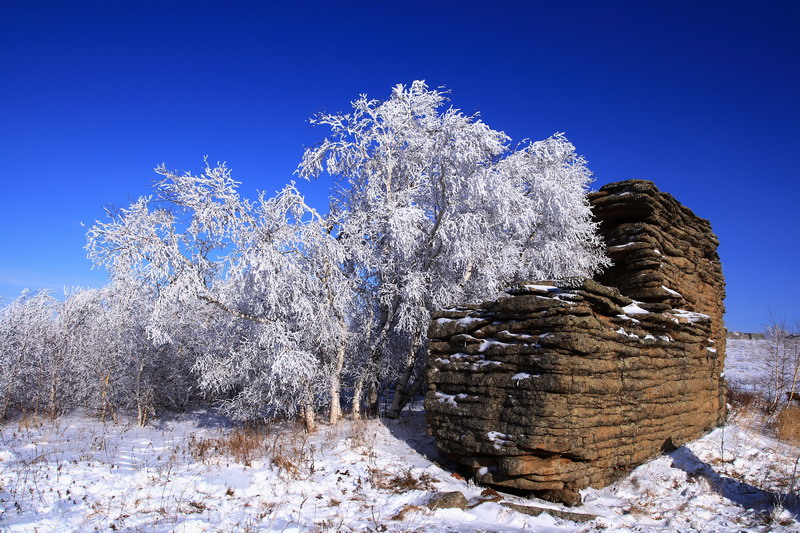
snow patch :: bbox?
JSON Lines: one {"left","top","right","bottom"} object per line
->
{"left": 622, "top": 302, "right": 650, "bottom": 315}
{"left": 607, "top": 242, "right": 637, "bottom": 250}
{"left": 661, "top": 285, "right": 682, "bottom": 297}
{"left": 435, "top": 391, "right": 458, "bottom": 406}
{"left": 478, "top": 339, "right": 513, "bottom": 352}
{"left": 522, "top": 283, "right": 560, "bottom": 292}
{"left": 671, "top": 308, "right": 711, "bottom": 322}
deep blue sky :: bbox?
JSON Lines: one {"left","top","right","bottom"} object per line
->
{"left": 1, "top": 1, "right": 797, "bottom": 332}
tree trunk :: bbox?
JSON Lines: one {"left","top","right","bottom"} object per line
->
{"left": 328, "top": 351, "right": 345, "bottom": 425}
{"left": 386, "top": 338, "right": 421, "bottom": 419}
{"left": 351, "top": 372, "right": 365, "bottom": 421}
{"left": 135, "top": 358, "right": 147, "bottom": 426}
{"left": 350, "top": 294, "right": 401, "bottom": 421}
{"left": 328, "top": 319, "right": 348, "bottom": 425}
{"left": 48, "top": 350, "right": 62, "bottom": 419}
{"left": 301, "top": 399, "right": 317, "bottom": 433}
{"left": 368, "top": 381, "right": 379, "bottom": 417}
{"left": 100, "top": 372, "right": 113, "bottom": 423}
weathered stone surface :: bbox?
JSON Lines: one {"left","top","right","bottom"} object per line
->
{"left": 426, "top": 491, "right": 469, "bottom": 510}
{"left": 501, "top": 502, "right": 597, "bottom": 521}
{"left": 589, "top": 179, "right": 726, "bottom": 359}
{"left": 425, "top": 180, "right": 726, "bottom": 505}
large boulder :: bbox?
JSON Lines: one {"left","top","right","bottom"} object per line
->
{"left": 424, "top": 180, "right": 726, "bottom": 504}
{"left": 589, "top": 179, "right": 726, "bottom": 360}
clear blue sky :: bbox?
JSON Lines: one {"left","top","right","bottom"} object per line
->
{"left": 1, "top": 1, "right": 797, "bottom": 332}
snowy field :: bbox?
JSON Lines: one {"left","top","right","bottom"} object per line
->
{"left": 726, "top": 338, "right": 771, "bottom": 392}
{"left": 1, "top": 339, "right": 799, "bottom": 532}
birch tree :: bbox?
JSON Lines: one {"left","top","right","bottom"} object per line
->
{"left": 0, "top": 290, "right": 56, "bottom": 418}
{"left": 299, "top": 80, "right": 608, "bottom": 418}
{"left": 87, "top": 162, "right": 355, "bottom": 430}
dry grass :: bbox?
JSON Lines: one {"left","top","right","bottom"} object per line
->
{"left": 15, "top": 412, "right": 45, "bottom": 431}
{"left": 270, "top": 432, "right": 313, "bottom": 478}
{"left": 390, "top": 504, "right": 427, "bottom": 521}
{"left": 187, "top": 426, "right": 269, "bottom": 466}
{"left": 727, "top": 384, "right": 764, "bottom": 416}
{"left": 369, "top": 467, "right": 435, "bottom": 493}
{"left": 725, "top": 381, "right": 800, "bottom": 448}
{"left": 187, "top": 423, "right": 314, "bottom": 477}
{"left": 776, "top": 406, "right": 800, "bottom": 445}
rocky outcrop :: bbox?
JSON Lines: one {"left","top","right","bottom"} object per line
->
{"left": 589, "top": 179, "right": 726, "bottom": 360}
{"left": 424, "top": 180, "right": 726, "bottom": 505}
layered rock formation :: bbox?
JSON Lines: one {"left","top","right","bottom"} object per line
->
{"left": 589, "top": 180, "right": 726, "bottom": 360}
{"left": 425, "top": 180, "right": 726, "bottom": 505}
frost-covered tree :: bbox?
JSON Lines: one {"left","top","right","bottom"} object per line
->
{"left": 0, "top": 290, "right": 57, "bottom": 418}
{"left": 0, "top": 282, "right": 196, "bottom": 424}
{"left": 299, "top": 81, "right": 608, "bottom": 417}
{"left": 763, "top": 319, "right": 800, "bottom": 411}
{"left": 87, "top": 163, "right": 355, "bottom": 430}
{"left": 74, "top": 279, "right": 198, "bottom": 425}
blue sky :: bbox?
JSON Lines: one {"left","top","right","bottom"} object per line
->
{"left": 1, "top": 1, "right": 797, "bottom": 332}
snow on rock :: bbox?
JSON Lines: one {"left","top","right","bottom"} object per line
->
{"left": 661, "top": 284, "right": 683, "bottom": 297}
{"left": 435, "top": 391, "right": 458, "bottom": 406}
{"left": 622, "top": 302, "right": 650, "bottom": 315}
{"left": 477, "top": 338, "right": 513, "bottom": 352}
{"left": 521, "top": 283, "right": 560, "bottom": 292}
{"left": 670, "top": 308, "right": 712, "bottom": 323}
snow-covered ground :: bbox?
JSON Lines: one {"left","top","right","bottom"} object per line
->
{"left": 1, "top": 339, "right": 798, "bottom": 532}
{"left": 726, "top": 338, "right": 771, "bottom": 392}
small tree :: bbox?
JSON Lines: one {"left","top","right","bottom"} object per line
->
{"left": 299, "top": 81, "right": 608, "bottom": 417}
{"left": 0, "top": 290, "right": 56, "bottom": 418}
{"left": 87, "top": 162, "right": 355, "bottom": 430}
{"left": 764, "top": 318, "right": 800, "bottom": 412}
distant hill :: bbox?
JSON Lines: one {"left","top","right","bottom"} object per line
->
{"left": 727, "top": 331, "right": 765, "bottom": 340}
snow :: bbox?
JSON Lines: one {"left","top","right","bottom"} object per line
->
{"left": 616, "top": 327, "right": 639, "bottom": 339}
{"left": 522, "top": 283, "right": 560, "bottom": 292}
{"left": 661, "top": 284, "right": 683, "bottom": 297}
{"left": 622, "top": 302, "right": 650, "bottom": 315}
{"left": 2, "top": 339, "right": 799, "bottom": 532}
{"left": 435, "top": 316, "right": 484, "bottom": 327}
{"left": 670, "top": 308, "right": 711, "bottom": 322}
{"left": 478, "top": 338, "right": 513, "bottom": 352}
{"left": 607, "top": 242, "right": 637, "bottom": 250}
{"left": 434, "top": 392, "right": 458, "bottom": 406}
{"left": 0, "top": 410, "right": 586, "bottom": 532}
{"left": 497, "top": 330, "right": 535, "bottom": 340}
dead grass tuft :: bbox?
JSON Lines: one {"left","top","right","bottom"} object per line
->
{"left": 776, "top": 406, "right": 800, "bottom": 445}
{"left": 16, "top": 412, "right": 44, "bottom": 431}
{"left": 270, "top": 430, "right": 313, "bottom": 478}
{"left": 188, "top": 426, "right": 270, "bottom": 466}
{"left": 727, "top": 384, "right": 766, "bottom": 418}
{"left": 187, "top": 423, "right": 316, "bottom": 478}
{"left": 369, "top": 467, "right": 435, "bottom": 493}
{"left": 390, "top": 504, "right": 427, "bottom": 521}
